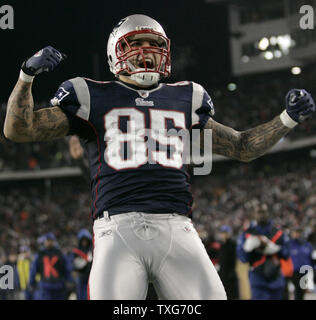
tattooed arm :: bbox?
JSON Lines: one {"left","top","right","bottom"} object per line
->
{"left": 202, "top": 116, "right": 291, "bottom": 162}
{"left": 199, "top": 88, "right": 316, "bottom": 162}
{"left": 4, "top": 79, "right": 69, "bottom": 142}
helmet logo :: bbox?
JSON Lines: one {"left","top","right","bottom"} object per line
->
{"left": 114, "top": 17, "right": 127, "bottom": 29}
{"left": 112, "top": 17, "right": 127, "bottom": 37}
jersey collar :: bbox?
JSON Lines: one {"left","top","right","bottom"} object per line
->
{"left": 116, "top": 80, "right": 164, "bottom": 96}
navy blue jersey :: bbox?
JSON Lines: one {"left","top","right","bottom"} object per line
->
{"left": 51, "top": 79, "right": 214, "bottom": 218}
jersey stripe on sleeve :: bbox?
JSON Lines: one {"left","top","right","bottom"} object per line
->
{"left": 69, "top": 77, "right": 91, "bottom": 121}
{"left": 191, "top": 82, "right": 205, "bottom": 127}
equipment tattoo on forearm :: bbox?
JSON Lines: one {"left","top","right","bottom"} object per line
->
{"left": 4, "top": 80, "right": 69, "bottom": 142}
{"left": 205, "top": 116, "right": 291, "bottom": 162}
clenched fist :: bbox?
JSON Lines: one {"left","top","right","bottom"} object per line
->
{"left": 21, "top": 45, "right": 67, "bottom": 76}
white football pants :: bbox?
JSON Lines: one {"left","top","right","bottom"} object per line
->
{"left": 88, "top": 212, "right": 227, "bottom": 300}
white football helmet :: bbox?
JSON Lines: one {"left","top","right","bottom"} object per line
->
{"left": 107, "top": 14, "right": 171, "bottom": 86}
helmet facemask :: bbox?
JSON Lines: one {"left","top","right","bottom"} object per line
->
{"left": 114, "top": 30, "right": 171, "bottom": 86}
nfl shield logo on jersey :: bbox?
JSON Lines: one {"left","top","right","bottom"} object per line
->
{"left": 50, "top": 87, "right": 70, "bottom": 106}
{"left": 138, "top": 90, "right": 150, "bottom": 98}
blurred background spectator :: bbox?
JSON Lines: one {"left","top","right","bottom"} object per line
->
{"left": 217, "top": 225, "right": 239, "bottom": 300}
{"left": 28, "top": 233, "right": 74, "bottom": 300}
{"left": 236, "top": 203, "right": 290, "bottom": 300}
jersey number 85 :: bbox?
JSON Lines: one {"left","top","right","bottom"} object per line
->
{"left": 104, "top": 108, "right": 186, "bottom": 170}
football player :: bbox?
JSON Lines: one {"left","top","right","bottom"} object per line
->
{"left": 4, "top": 14, "right": 315, "bottom": 299}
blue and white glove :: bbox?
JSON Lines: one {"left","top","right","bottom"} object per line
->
{"left": 20, "top": 46, "right": 67, "bottom": 82}
{"left": 280, "top": 88, "right": 316, "bottom": 128}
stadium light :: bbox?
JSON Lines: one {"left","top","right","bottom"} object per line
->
{"left": 310, "top": 149, "right": 316, "bottom": 158}
{"left": 241, "top": 55, "right": 250, "bottom": 63}
{"left": 258, "top": 37, "right": 269, "bottom": 51}
{"left": 291, "top": 67, "right": 301, "bottom": 75}
{"left": 227, "top": 83, "right": 237, "bottom": 91}
{"left": 269, "top": 36, "right": 277, "bottom": 46}
{"left": 263, "top": 51, "right": 273, "bottom": 60}
{"left": 274, "top": 50, "right": 282, "bottom": 58}
{"left": 277, "top": 35, "right": 292, "bottom": 54}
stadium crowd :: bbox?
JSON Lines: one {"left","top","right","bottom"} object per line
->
{"left": 192, "top": 151, "right": 316, "bottom": 246}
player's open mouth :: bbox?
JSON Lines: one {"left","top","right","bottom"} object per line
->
{"left": 137, "top": 58, "right": 155, "bottom": 69}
